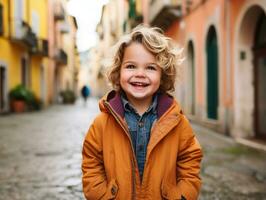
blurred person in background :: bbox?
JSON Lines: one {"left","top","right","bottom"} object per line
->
{"left": 81, "top": 85, "right": 90, "bottom": 105}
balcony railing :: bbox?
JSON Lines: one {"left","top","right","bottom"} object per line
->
{"left": 0, "top": 3, "right": 4, "bottom": 35}
{"left": 149, "top": 0, "right": 182, "bottom": 31}
{"left": 54, "top": 4, "right": 65, "bottom": 20}
{"left": 10, "top": 20, "right": 37, "bottom": 48}
{"left": 31, "top": 39, "right": 48, "bottom": 56}
{"left": 54, "top": 49, "right": 67, "bottom": 65}
{"left": 59, "top": 22, "right": 70, "bottom": 34}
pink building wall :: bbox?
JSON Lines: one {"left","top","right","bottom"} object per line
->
{"left": 162, "top": 0, "right": 266, "bottom": 139}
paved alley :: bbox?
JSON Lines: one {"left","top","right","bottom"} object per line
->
{"left": 0, "top": 98, "right": 266, "bottom": 200}
{"left": 0, "top": 98, "right": 100, "bottom": 200}
{"left": 194, "top": 124, "right": 266, "bottom": 200}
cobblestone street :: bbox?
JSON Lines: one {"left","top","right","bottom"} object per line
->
{"left": 0, "top": 98, "right": 266, "bottom": 200}
{"left": 195, "top": 124, "right": 266, "bottom": 200}
{"left": 0, "top": 98, "right": 99, "bottom": 200}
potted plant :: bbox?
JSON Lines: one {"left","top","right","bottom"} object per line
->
{"left": 60, "top": 89, "right": 76, "bottom": 104}
{"left": 9, "top": 84, "right": 42, "bottom": 112}
{"left": 9, "top": 84, "right": 28, "bottom": 112}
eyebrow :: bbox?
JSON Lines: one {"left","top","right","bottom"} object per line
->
{"left": 122, "top": 61, "right": 158, "bottom": 65}
{"left": 121, "top": 61, "right": 133, "bottom": 65}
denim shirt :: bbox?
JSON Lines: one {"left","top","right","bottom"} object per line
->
{"left": 121, "top": 93, "right": 158, "bottom": 180}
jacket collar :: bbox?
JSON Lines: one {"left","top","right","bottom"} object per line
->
{"left": 107, "top": 90, "right": 124, "bottom": 117}
{"left": 104, "top": 90, "right": 173, "bottom": 119}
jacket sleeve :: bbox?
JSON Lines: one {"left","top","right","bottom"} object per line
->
{"left": 82, "top": 118, "right": 117, "bottom": 200}
{"left": 175, "top": 116, "right": 203, "bottom": 200}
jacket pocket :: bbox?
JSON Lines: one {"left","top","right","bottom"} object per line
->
{"left": 161, "top": 180, "right": 182, "bottom": 200}
{"left": 103, "top": 179, "right": 119, "bottom": 200}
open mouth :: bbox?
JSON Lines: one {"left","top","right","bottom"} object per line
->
{"left": 130, "top": 82, "right": 149, "bottom": 87}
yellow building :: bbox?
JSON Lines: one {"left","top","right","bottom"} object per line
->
{"left": 0, "top": 0, "right": 79, "bottom": 112}
{"left": 0, "top": 0, "right": 49, "bottom": 112}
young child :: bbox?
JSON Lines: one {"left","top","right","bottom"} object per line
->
{"left": 82, "top": 25, "right": 203, "bottom": 200}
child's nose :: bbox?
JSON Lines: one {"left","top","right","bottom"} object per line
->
{"left": 135, "top": 68, "right": 146, "bottom": 77}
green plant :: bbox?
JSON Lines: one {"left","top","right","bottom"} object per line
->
{"left": 9, "top": 84, "right": 42, "bottom": 111}
{"left": 26, "top": 93, "right": 43, "bottom": 111}
{"left": 9, "top": 84, "right": 29, "bottom": 101}
{"left": 60, "top": 89, "right": 76, "bottom": 104}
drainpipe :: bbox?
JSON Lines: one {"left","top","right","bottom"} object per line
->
{"left": 225, "top": 0, "right": 231, "bottom": 135}
{"left": 7, "top": 0, "right": 11, "bottom": 38}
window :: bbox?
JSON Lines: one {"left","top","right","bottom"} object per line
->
{"left": 14, "top": 0, "right": 24, "bottom": 38}
{"left": 0, "top": 3, "right": 3, "bottom": 35}
{"left": 31, "top": 11, "right": 39, "bottom": 36}
{"left": 21, "top": 57, "right": 30, "bottom": 87}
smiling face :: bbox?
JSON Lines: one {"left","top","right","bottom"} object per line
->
{"left": 120, "top": 42, "right": 162, "bottom": 106}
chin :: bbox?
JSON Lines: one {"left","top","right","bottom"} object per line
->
{"left": 130, "top": 93, "right": 150, "bottom": 99}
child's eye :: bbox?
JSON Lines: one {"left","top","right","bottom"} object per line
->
{"left": 125, "top": 64, "right": 136, "bottom": 69}
{"left": 147, "top": 65, "right": 157, "bottom": 70}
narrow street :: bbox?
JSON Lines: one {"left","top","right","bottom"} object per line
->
{"left": 194, "top": 124, "right": 266, "bottom": 200}
{"left": 0, "top": 98, "right": 266, "bottom": 200}
{"left": 0, "top": 98, "right": 100, "bottom": 200}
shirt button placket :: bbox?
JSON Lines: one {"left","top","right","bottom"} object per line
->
{"left": 138, "top": 121, "right": 144, "bottom": 151}
{"left": 138, "top": 121, "right": 144, "bottom": 128}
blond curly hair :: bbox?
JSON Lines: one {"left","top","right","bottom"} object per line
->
{"left": 107, "top": 24, "right": 183, "bottom": 93}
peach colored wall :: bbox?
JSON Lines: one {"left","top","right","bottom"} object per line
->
{"left": 166, "top": 0, "right": 226, "bottom": 111}
{"left": 166, "top": 0, "right": 252, "bottom": 110}
{"left": 164, "top": 0, "right": 266, "bottom": 137}
{"left": 135, "top": 0, "right": 266, "bottom": 137}
{"left": 229, "top": 0, "right": 247, "bottom": 107}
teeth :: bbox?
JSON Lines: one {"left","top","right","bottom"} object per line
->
{"left": 131, "top": 82, "right": 147, "bottom": 86}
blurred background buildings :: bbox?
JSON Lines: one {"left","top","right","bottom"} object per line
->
{"left": 1, "top": 0, "right": 266, "bottom": 143}
{"left": 0, "top": 0, "right": 79, "bottom": 111}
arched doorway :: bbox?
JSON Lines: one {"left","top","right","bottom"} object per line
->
{"left": 206, "top": 26, "right": 219, "bottom": 120}
{"left": 234, "top": 4, "right": 266, "bottom": 138}
{"left": 254, "top": 12, "right": 266, "bottom": 139}
{"left": 187, "top": 41, "right": 196, "bottom": 115}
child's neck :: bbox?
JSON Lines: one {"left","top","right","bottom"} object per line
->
{"left": 128, "top": 97, "right": 152, "bottom": 116}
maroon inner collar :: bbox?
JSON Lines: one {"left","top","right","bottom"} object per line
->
{"left": 107, "top": 90, "right": 173, "bottom": 119}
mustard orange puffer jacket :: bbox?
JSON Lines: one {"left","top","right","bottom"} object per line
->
{"left": 82, "top": 91, "right": 203, "bottom": 200}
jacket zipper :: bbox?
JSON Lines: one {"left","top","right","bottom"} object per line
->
{"left": 142, "top": 115, "right": 181, "bottom": 186}
{"left": 104, "top": 101, "right": 137, "bottom": 200}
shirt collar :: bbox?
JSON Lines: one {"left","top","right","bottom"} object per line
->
{"left": 120, "top": 91, "right": 158, "bottom": 115}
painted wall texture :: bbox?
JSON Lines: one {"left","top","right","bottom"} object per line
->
{"left": 161, "top": 0, "right": 266, "bottom": 140}
{"left": 0, "top": 0, "right": 78, "bottom": 112}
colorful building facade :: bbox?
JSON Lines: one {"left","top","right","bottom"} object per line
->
{"left": 0, "top": 0, "right": 78, "bottom": 113}
{"left": 149, "top": 0, "right": 266, "bottom": 140}
{"left": 48, "top": 0, "right": 78, "bottom": 104}
{"left": 0, "top": 0, "right": 49, "bottom": 112}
